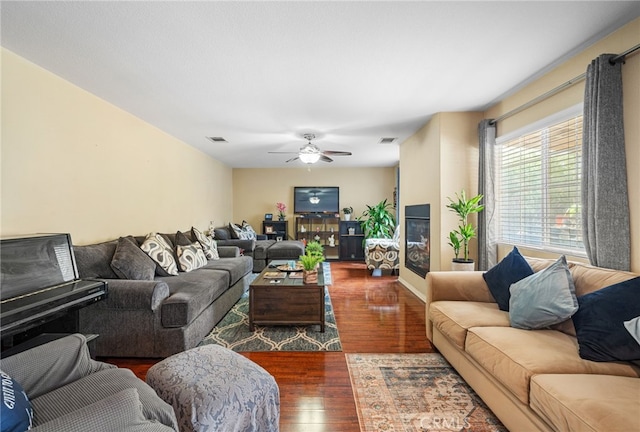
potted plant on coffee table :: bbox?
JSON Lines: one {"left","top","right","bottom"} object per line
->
{"left": 446, "top": 190, "right": 484, "bottom": 271}
{"left": 299, "top": 247, "right": 324, "bottom": 284}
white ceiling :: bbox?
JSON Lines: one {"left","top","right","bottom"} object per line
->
{"left": 2, "top": 1, "right": 639, "bottom": 168}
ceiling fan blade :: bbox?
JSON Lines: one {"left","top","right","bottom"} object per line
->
{"left": 285, "top": 156, "right": 300, "bottom": 163}
{"left": 320, "top": 155, "right": 333, "bottom": 163}
{"left": 268, "top": 151, "right": 299, "bottom": 154}
{"left": 322, "top": 150, "right": 352, "bottom": 156}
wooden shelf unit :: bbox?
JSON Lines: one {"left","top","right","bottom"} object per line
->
{"left": 295, "top": 214, "right": 340, "bottom": 260}
{"left": 262, "top": 220, "right": 288, "bottom": 240}
{"left": 339, "top": 221, "right": 364, "bottom": 261}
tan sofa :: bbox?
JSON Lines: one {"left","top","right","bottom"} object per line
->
{"left": 425, "top": 257, "right": 640, "bottom": 432}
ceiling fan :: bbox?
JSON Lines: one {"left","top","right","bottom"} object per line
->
{"left": 269, "top": 133, "right": 352, "bottom": 164}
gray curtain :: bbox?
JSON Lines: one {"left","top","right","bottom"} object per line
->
{"left": 582, "top": 54, "right": 630, "bottom": 270}
{"left": 478, "top": 119, "right": 497, "bottom": 271}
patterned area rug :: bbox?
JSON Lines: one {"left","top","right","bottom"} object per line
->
{"left": 346, "top": 353, "right": 507, "bottom": 432}
{"left": 199, "top": 282, "right": 341, "bottom": 352}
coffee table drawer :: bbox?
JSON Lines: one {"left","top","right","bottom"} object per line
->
{"left": 249, "top": 285, "right": 324, "bottom": 331}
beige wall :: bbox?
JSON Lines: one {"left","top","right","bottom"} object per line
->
{"left": 232, "top": 167, "right": 396, "bottom": 236}
{"left": 485, "top": 18, "right": 640, "bottom": 272}
{"left": 398, "top": 112, "right": 482, "bottom": 299}
{"left": 398, "top": 18, "right": 640, "bottom": 299}
{"left": 1, "top": 49, "right": 233, "bottom": 245}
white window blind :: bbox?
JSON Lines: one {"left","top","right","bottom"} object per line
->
{"left": 497, "top": 113, "right": 585, "bottom": 255}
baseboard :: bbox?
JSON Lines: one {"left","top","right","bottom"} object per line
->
{"left": 397, "top": 277, "right": 426, "bottom": 303}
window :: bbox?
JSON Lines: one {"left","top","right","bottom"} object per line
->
{"left": 497, "top": 108, "right": 585, "bottom": 255}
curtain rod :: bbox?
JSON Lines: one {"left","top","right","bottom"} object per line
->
{"left": 490, "top": 44, "right": 640, "bottom": 125}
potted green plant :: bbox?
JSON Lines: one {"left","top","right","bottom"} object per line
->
{"left": 446, "top": 190, "right": 484, "bottom": 271}
{"left": 298, "top": 250, "right": 324, "bottom": 284}
{"left": 342, "top": 206, "right": 354, "bottom": 221}
{"left": 305, "top": 240, "right": 324, "bottom": 258}
{"left": 358, "top": 199, "right": 396, "bottom": 239}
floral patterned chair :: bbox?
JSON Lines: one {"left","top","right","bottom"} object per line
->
{"left": 364, "top": 225, "right": 400, "bottom": 276}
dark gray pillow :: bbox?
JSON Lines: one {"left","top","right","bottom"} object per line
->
{"left": 174, "top": 231, "right": 192, "bottom": 246}
{"left": 110, "top": 237, "right": 156, "bottom": 280}
{"left": 214, "top": 228, "right": 229, "bottom": 240}
{"left": 73, "top": 241, "right": 119, "bottom": 279}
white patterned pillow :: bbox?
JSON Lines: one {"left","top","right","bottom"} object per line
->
{"left": 241, "top": 221, "right": 257, "bottom": 240}
{"left": 192, "top": 227, "right": 219, "bottom": 260}
{"left": 140, "top": 233, "right": 179, "bottom": 276}
{"left": 176, "top": 242, "right": 208, "bottom": 272}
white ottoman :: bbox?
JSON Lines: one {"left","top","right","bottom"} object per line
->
{"left": 146, "top": 344, "right": 280, "bottom": 432}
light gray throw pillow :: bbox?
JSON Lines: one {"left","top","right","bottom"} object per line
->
{"left": 509, "top": 255, "right": 578, "bottom": 330}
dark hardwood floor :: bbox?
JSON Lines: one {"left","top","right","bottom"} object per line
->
{"left": 106, "top": 261, "right": 435, "bottom": 431}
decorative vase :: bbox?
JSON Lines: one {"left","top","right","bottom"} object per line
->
{"left": 278, "top": 215, "right": 285, "bottom": 221}
{"left": 303, "top": 269, "right": 318, "bottom": 284}
{"left": 344, "top": 214, "right": 351, "bottom": 221}
{"left": 451, "top": 260, "right": 475, "bottom": 271}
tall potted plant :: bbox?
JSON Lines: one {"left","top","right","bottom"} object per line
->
{"left": 446, "top": 190, "right": 484, "bottom": 271}
{"left": 358, "top": 199, "right": 396, "bottom": 239}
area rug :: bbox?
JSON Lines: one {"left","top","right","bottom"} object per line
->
{"left": 346, "top": 353, "right": 507, "bottom": 432}
{"left": 199, "top": 283, "right": 341, "bottom": 351}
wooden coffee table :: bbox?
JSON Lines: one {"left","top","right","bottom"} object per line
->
{"left": 249, "top": 260, "right": 326, "bottom": 332}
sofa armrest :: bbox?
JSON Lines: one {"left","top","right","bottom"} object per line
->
{"left": 426, "top": 271, "right": 495, "bottom": 305}
{"left": 1, "top": 334, "right": 114, "bottom": 399}
{"left": 98, "top": 279, "right": 170, "bottom": 311}
{"left": 218, "top": 246, "right": 240, "bottom": 258}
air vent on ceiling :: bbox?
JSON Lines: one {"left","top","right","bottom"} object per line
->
{"left": 379, "top": 137, "right": 397, "bottom": 144}
{"left": 206, "top": 136, "right": 228, "bottom": 143}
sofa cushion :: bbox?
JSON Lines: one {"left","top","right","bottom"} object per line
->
{"left": 176, "top": 243, "right": 208, "bottom": 273}
{"left": 530, "top": 374, "right": 640, "bottom": 432}
{"left": 31, "top": 388, "right": 164, "bottom": 432}
{"left": 569, "top": 262, "right": 637, "bottom": 297}
{"left": 201, "top": 256, "right": 252, "bottom": 286}
{"left": 464, "top": 326, "right": 640, "bottom": 405}
{"left": 429, "top": 301, "right": 509, "bottom": 349}
{"left": 140, "top": 233, "right": 179, "bottom": 276}
{"left": 0, "top": 369, "right": 33, "bottom": 432}
{"left": 572, "top": 276, "right": 640, "bottom": 362}
{"left": 110, "top": 237, "right": 156, "bottom": 281}
{"left": 30, "top": 368, "right": 177, "bottom": 429}
{"left": 253, "top": 240, "right": 276, "bottom": 260}
{"left": 482, "top": 246, "right": 533, "bottom": 311}
{"left": 73, "top": 241, "right": 119, "bottom": 279}
{"left": 508, "top": 256, "right": 578, "bottom": 330}
{"left": 158, "top": 270, "right": 230, "bottom": 328}
{"left": 267, "top": 240, "right": 306, "bottom": 260}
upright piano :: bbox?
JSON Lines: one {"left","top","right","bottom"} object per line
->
{"left": 0, "top": 233, "right": 108, "bottom": 351}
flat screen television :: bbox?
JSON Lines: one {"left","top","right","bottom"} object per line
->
{"left": 294, "top": 187, "right": 340, "bottom": 214}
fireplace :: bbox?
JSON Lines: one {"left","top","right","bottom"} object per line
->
{"left": 405, "top": 204, "right": 430, "bottom": 278}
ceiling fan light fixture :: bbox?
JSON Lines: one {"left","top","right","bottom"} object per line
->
{"left": 299, "top": 152, "right": 321, "bottom": 164}
{"left": 309, "top": 196, "right": 320, "bottom": 204}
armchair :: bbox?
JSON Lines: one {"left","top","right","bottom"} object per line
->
{"left": 364, "top": 225, "right": 400, "bottom": 276}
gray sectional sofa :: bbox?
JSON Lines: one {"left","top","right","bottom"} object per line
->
{"left": 74, "top": 231, "right": 253, "bottom": 358}
{"left": 214, "top": 225, "right": 304, "bottom": 272}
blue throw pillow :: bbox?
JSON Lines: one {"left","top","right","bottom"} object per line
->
{"left": 509, "top": 255, "right": 578, "bottom": 330}
{"left": 572, "top": 276, "right": 640, "bottom": 362}
{"left": 0, "top": 370, "right": 33, "bottom": 432}
{"left": 482, "top": 246, "right": 534, "bottom": 311}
